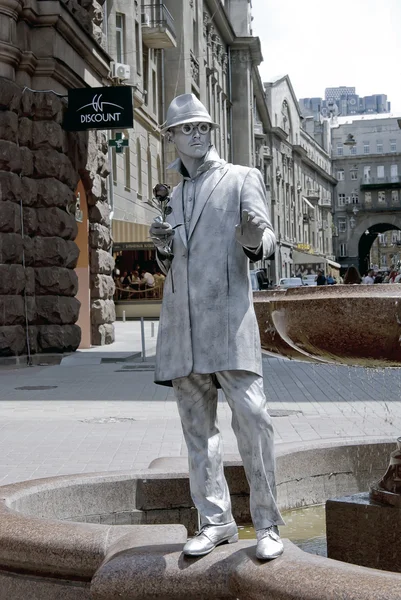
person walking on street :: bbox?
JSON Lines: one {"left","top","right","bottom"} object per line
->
{"left": 362, "top": 269, "right": 375, "bottom": 284}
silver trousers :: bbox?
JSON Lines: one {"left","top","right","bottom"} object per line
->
{"left": 172, "top": 370, "right": 284, "bottom": 530}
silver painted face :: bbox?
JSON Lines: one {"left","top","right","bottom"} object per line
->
{"left": 170, "top": 122, "right": 211, "bottom": 160}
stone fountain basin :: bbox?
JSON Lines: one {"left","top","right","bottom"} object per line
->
{"left": 254, "top": 284, "right": 401, "bottom": 366}
{"left": 0, "top": 439, "right": 400, "bottom": 599}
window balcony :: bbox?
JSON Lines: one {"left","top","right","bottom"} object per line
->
{"left": 360, "top": 176, "right": 401, "bottom": 190}
{"left": 305, "top": 188, "right": 320, "bottom": 203}
{"left": 319, "top": 196, "right": 332, "bottom": 208}
{"left": 141, "top": 4, "right": 177, "bottom": 49}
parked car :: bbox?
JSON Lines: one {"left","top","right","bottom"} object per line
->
{"left": 250, "top": 269, "right": 270, "bottom": 291}
{"left": 302, "top": 274, "right": 317, "bottom": 286}
{"left": 278, "top": 277, "right": 304, "bottom": 290}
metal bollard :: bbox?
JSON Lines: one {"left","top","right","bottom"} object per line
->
{"left": 140, "top": 317, "right": 146, "bottom": 362}
{"left": 122, "top": 310, "right": 126, "bottom": 322}
{"left": 151, "top": 321, "right": 155, "bottom": 338}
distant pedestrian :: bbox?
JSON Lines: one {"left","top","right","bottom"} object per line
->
{"left": 343, "top": 266, "right": 362, "bottom": 285}
{"left": 362, "top": 269, "right": 375, "bottom": 284}
{"left": 315, "top": 270, "right": 326, "bottom": 286}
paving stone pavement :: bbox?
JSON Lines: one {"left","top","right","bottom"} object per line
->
{"left": 0, "top": 321, "right": 400, "bottom": 486}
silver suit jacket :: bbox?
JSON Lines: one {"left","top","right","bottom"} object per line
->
{"left": 154, "top": 150, "right": 276, "bottom": 386}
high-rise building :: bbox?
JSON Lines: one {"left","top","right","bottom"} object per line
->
{"left": 325, "top": 86, "right": 356, "bottom": 101}
{"left": 300, "top": 88, "right": 391, "bottom": 119}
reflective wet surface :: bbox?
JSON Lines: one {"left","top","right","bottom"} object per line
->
{"left": 238, "top": 504, "right": 327, "bottom": 556}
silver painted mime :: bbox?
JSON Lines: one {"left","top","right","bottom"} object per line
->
{"left": 150, "top": 94, "right": 284, "bottom": 559}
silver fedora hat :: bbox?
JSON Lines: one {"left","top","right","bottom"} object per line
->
{"left": 161, "top": 93, "right": 219, "bottom": 133}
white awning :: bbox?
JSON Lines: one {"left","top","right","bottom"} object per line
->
{"left": 326, "top": 259, "right": 341, "bottom": 269}
{"left": 302, "top": 196, "right": 315, "bottom": 209}
{"left": 112, "top": 219, "right": 150, "bottom": 243}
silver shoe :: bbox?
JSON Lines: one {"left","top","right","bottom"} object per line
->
{"left": 256, "top": 525, "right": 284, "bottom": 560}
{"left": 183, "top": 521, "right": 238, "bottom": 557}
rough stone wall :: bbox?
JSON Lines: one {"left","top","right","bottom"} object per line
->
{"left": 0, "top": 78, "right": 114, "bottom": 356}
{"left": 80, "top": 131, "right": 116, "bottom": 346}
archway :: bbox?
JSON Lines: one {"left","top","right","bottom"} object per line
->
{"left": 358, "top": 222, "right": 401, "bottom": 275}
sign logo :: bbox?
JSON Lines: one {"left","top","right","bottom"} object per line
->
{"left": 63, "top": 86, "right": 134, "bottom": 132}
{"left": 77, "top": 94, "right": 125, "bottom": 125}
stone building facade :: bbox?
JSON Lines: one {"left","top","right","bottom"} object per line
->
{"left": 331, "top": 114, "right": 401, "bottom": 274}
{"left": 0, "top": 0, "right": 115, "bottom": 358}
{"left": 264, "top": 76, "right": 337, "bottom": 282}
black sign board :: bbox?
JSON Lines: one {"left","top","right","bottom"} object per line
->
{"left": 63, "top": 86, "right": 134, "bottom": 131}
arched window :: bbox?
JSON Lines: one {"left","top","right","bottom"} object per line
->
{"left": 281, "top": 100, "right": 292, "bottom": 141}
{"left": 136, "top": 137, "right": 142, "bottom": 196}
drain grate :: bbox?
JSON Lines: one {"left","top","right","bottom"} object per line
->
{"left": 15, "top": 385, "right": 58, "bottom": 391}
{"left": 79, "top": 417, "right": 137, "bottom": 424}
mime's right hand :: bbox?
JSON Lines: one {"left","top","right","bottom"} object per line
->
{"left": 149, "top": 221, "right": 175, "bottom": 254}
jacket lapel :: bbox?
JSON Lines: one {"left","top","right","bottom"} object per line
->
{"left": 188, "top": 165, "right": 229, "bottom": 241}
{"left": 170, "top": 182, "right": 187, "bottom": 249}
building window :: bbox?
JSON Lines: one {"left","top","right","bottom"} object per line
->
{"left": 116, "top": 13, "right": 125, "bottom": 63}
{"left": 365, "top": 191, "right": 372, "bottom": 204}
{"left": 339, "top": 243, "right": 347, "bottom": 257}
{"left": 142, "top": 45, "right": 149, "bottom": 105}
{"left": 338, "top": 219, "right": 346, "bottom": 232}
{"left": 135, "top": 21, "right": 141, "bottom": 74}
{"left": 378, "top": 233, "right": 386, "bottom": 244}
{"left": 124, "top": 133, "right": 130, "bottom": 190}
{"left": 377, "top": 165, "right": 384, "bottom": 180}
{"left": 350, "top": 169, "right": 358, "bottom": 180}
{"left": 336, "top": 169, "right": 345, "bottom": 181}
{"left": 391, "top": 164, "right": 398, "bottom": 181}
{"left": 350, "top": 145, "right": 357, "bottom": 155}
{"left": 336, "top": 143, "right": 343, "bottom": 156}
{"left": 351, "top": 193, "right": 359, "bottom": 204}
{"left": 390, "top": 139, "right": 397, "bottom": 153}
{"left": 338, "top": 193, "right": 346, "bottom": 206}
{"left": 392, "top": 231, "right": 399, "bottom": 243}
{"left": 152, "top": 69, "right": 157, "bottom": 115}
{"left": 377, "top": 141, "right": 383, "bottom": 154}
{"left": 378, "top": 191, "right": 386, "bottom": 203}
{"left": 136, "top": 137, "right": 142, "bottom": 196}
{"left": 363, "top": 165, "right": 371, "bottom": 182}
{"left": 392, "top": 190, "right": 399, "bottom": 204}
{"left": 363, "top": 142, "right": 370, "bottom": 154}
{"left": 147, "top": 148, "right": 153, "bottom": 201}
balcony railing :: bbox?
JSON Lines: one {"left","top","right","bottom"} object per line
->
{"left": 319, "top": 197, "right": 332, "bottom": 207}
{"left": 305, "top": 188, "right": 320, "bottom": 202}
{"left": 141, "top": 4, "right": 177, "bottom": 49}
{"left": 360, "top": 175, "right": 401, "bottom": 190}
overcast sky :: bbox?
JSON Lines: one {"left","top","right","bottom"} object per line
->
{"left": 251, "top": 0, "right": 401, "bottom": 113}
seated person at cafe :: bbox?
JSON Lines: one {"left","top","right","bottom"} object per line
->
{"left": 141, "top": 268, "right": 155, "bottom": 288}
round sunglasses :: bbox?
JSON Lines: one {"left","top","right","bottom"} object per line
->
{"left": 180, "top": 122, "right": 211, "bottom": 135}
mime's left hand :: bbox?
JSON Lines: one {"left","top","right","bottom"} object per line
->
{"left": 235, "top": 210, "right": 268, "bottom": 249}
